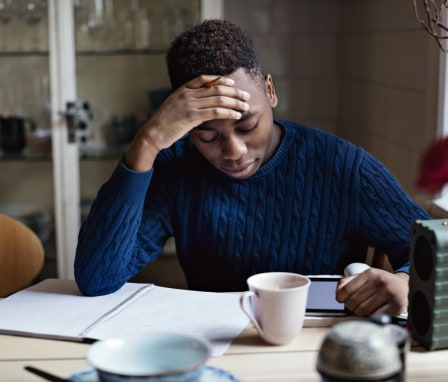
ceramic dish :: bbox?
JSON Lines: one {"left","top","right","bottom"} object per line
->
{"left": 69, "top": 366, "right": 241, "bottom": 382}
{"left": 86, "top": 332, "right": 212, "bottom": 381}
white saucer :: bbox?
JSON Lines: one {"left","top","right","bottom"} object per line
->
{"left": 69, "top": 365, "right": 241, "bottom": 382}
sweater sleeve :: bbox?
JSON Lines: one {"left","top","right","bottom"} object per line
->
{"left": 74, "top": 161, "right": 167, "bottom": 296}
{"left": 356, "top": 151, "right": 430, "bottom": 273}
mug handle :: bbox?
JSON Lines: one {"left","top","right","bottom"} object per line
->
{"left": 239, "top": 291, "right": 265, "bottom": 337}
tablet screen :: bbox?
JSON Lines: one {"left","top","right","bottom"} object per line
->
{"left": 306, "top": 277, "right": 346, "bottom": 315}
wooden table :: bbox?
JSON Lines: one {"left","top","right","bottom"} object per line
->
{"left": 1, "top": 319, "right": 448, "bottom": 381}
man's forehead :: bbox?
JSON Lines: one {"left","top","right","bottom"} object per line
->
{"left": 195, "top": 111, "right": 256, "bottom": 131}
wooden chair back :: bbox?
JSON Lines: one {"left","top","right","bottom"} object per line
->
{"left": 0, "top": 213, "right": 44, "bottom": 297}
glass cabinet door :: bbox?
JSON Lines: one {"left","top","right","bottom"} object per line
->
{"left": 0, "top": 0, "right": 56, "bottom": 278}
{"left": 0, "top": 0, "right": 222, "bottom": 280}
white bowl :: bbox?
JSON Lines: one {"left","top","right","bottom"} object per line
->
{"left": 86, "top": 332, "right": 212, "bottom": 382}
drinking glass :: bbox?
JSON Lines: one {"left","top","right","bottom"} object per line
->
{"left": 77, "top": 0, "right": 115, "bottom": 51}
{"left": 18, "top": 0, "right": 47, "bottom": 52}
{"left": 0, "top": 0, "right": 14, "bottom": 52}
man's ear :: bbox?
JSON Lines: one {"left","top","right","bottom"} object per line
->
{"left": 265, "top": 74, "right": 278, "bottom": 108}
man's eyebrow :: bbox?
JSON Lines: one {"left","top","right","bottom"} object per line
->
{"left": 234, "top": 111, "right": 255, "bottom": 124}
{"left": 195, "top": 124, "right": 214, "bottom": 131}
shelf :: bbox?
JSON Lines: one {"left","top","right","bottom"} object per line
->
{"left": 0, "top": 48, "right": 167, "bottom": 57}
{"left": 78, "top": 151, "right": 124, "bottom": 161}
{"left": 76, "top": 48, "right": 168, "bottom": 56}
{"left": 0, "top": 51, "right": 49, "bottom": 57}
{"left": 0, "top": 152, "right": 51, "bottom": 161}
{"left": 0, "top": 148, "right": 124, "bottom": 161}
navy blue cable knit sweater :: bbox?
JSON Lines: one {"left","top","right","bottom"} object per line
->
{"left": 75, "top": 120, "right": 429, "bottom": 296}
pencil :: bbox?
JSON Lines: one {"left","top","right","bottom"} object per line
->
{"left": 203, "top": 76, "right": 222, "bottom": 88}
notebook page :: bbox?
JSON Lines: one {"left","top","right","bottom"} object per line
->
{"left": 0, "top": 279, "right": 249, "bottom": 356}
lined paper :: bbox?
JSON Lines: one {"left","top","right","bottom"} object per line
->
{"left": 0, "top": 279, "right": 249, "bottom": 356}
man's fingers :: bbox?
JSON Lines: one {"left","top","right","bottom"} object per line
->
{"left": 187, "top": 75, "right": 235, "bottom": 89}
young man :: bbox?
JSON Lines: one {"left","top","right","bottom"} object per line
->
{"left": 75, "top": 19, "right": 429, "bottom": 317}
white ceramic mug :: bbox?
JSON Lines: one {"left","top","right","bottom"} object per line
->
{"left": 239, "top": 272, "right": 311, "bottom": 345}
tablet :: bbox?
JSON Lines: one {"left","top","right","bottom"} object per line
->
{"left": 306, "top": 276, "right": 347, "bottom": 316}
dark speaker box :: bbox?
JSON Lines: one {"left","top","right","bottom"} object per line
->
{"left": 408, "top": 219, "right": 448, "bottom": 350}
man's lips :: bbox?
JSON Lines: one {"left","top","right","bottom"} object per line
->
{"left": 220, "top": 161, "right": 257, "bottom": 176}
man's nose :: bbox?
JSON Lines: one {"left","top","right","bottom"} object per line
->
{"left": 221, "top": 136, "right": 248, "bottom": 159}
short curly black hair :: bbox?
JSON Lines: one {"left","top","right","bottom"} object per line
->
{"left": 166, "top": 19, "right": 264, "bottom": 90}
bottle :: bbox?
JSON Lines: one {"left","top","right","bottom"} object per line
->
{"left": 134, "top": 8, "right": 151, "bottom": 50}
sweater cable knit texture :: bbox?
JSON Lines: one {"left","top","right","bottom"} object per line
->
{"left": 75, "top": 120, "right": 429, "bottom": 296}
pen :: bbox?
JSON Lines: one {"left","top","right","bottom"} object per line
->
{"left": 24, "top": 366, "right": 68, "bottom": 382}
{"left": 203, "top": 76, "right": 222, "bottom": 88}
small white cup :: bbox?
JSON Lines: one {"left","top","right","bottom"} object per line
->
{"left": 239, "top": 272, "right": 311, "bottom": 345}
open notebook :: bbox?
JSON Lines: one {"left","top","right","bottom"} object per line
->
{"left": 0, "top": 279, "right": 249, "bottom": 356}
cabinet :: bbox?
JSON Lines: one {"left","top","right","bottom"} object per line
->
{"left": 0, "top": 0, "right": 223, "bottom": 279}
